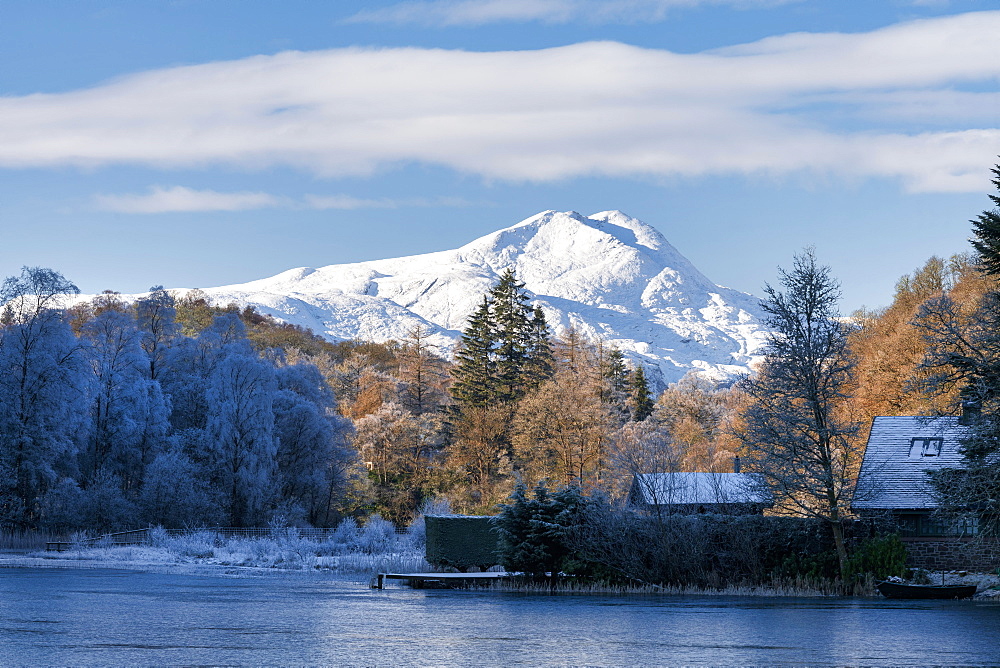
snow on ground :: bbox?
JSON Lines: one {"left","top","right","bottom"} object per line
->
{"left": 4, "top": 523, "right": 432, "bottom": 579}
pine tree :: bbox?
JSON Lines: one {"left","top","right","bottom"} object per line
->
{"left": 448, "top": 270, "right": 553, "bottom": 509}
{"left": 496, "top": 481, "right": 586, "bottom": 588}
{"left": 525, "top": 305, "right": 554, "bottom": 388}
{"left": 599, "top": 346, "right": 630, "bottom": 417}
{"left": 450, "top": 296, "right": 496, "bottom": 410}
{"left": 628, "top": 365, "right": 655, "bottom": 421}
{"left": 918, "top": 164, "right": 1000, "bottom": 540}
{"left": 970, "top": 163, "right": 1000, "bottom": 275}
{"left": 450, "top": 269, "right": 552, "bottom": 410}
{"left": 491, "top": 269, "right": 535, "bottom": 404}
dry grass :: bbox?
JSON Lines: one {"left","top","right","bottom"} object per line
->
{"left": 477, "top": 574, "right": 864, "bottom": 597}
{"left": 0, "top": 530, "right": 66, "bottom": 551}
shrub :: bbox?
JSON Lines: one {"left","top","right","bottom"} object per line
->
{"left": 845, "top": 534, "right": 908, "bottom": 580}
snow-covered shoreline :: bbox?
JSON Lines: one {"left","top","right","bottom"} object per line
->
{"left": 0, "top": 525, "right": 432, "bottom": 580}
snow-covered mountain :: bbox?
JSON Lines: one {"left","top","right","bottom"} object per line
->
{"left": 193, "top": 210, "right": 770, "bottom": 385}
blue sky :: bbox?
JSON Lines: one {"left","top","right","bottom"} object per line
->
{"left": 1, "top": 0, "right": 998, "bottom": 313}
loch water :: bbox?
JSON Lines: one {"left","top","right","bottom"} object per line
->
{"left": 1, "top": 567, "right": 998, "bottom": 666}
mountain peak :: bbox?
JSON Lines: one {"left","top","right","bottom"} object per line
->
{"left": 189, "top": 210, "right": 770, "bottom": 384}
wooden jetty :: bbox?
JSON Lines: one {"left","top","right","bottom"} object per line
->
{"left": 371, "top": 572, "right": 511, "bottom": 589}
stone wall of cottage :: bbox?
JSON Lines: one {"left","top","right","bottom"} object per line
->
{"left": 903, "top": 537, "right": 1000, "bottom": 571}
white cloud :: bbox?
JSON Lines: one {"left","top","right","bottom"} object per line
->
{"left": 304, "top": 194, "right": 484, "bottom": 209}
{"left": 95, "top": 188, "right": 483, "bottom": 214}
{"left": 95, "top": 186, "right": 283, "bottom": 213}
{"left": 342, "top": 0, "right": 797, "bottom": 27}
{"left": 5, "top": 12, "right": 1000, "bottom": 194}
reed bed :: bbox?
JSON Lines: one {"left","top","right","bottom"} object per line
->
{"left": 473, "top": 574, "right": 872, "bottom": 597}
{"left": 0, "top": 530, "right": 66, "bottom": 551}
{"left": 26, "top": 520, "right": 433, "bottom": 575}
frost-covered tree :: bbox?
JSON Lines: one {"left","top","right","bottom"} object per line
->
{"left": 354, "top": 401, "right": 440, "bottom": 522}
{"left": 134, "top": 285, "right": 179, "bottom": 381}
{"left": 162, "top": 314, "right": 249, "bottom": 432}
{"left": 0, "top": 267, "right": 88, "bottom": 529}
{"left": 140, "top": 446, "right": 218, "bottom": 528}
{"left": 273, "top": 363, "right": 354, "bottom": 525}
{"left": 80, "top": 309, "right": 170, "bottom": 492}
{"left": 206, "top": 351, "right": 278, "bottom": 526}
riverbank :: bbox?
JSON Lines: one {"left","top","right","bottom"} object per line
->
{"left": 1, "top": 526, "right": 431, "bottom": 579}
{"left": 6, "top": 528, "right": 1000, "bottom": 598}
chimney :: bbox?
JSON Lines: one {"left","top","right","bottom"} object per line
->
{"left": 733, "top": 455, "right": 741, "bottom": 474}
{"left": 960, "top": 400, "right": 981, "bottom": 426}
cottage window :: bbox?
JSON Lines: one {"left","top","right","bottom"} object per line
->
{"left": 909, "top": 437, "right": 943, "bottom": 457}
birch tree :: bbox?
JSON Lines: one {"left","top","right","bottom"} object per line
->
{"left": 0, "top": 267, "right": 88, "bottom": 529}
{"left": 206, "top": 351, "right": 277, "bottom": 526}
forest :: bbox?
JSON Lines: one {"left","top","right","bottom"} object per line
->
{"left": 2, "top": 164, "right": 999, "bottom": 547}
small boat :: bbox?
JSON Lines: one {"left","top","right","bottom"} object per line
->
{"left": 876, "top": 580, "right": 977, "bottom": 599}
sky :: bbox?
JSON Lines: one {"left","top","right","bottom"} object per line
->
{"left": 1, "top": 0, "right": 998, "bottom": 314}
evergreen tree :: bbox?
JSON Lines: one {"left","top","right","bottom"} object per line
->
{"left": 491, "top": 269, "right": 534, "bottom": 403}
{"left": 450, "top": 269, "right": 552, "bottom": 412}
{"left": 918, "top": 165, "right": 1000, "bottom": 539}
{"left": 628, "top": 365, "right": 655, "bottom": 421}
{"left": 970, "top": 163, "right": 1000, "bottom": 275}
{"left": 447, "top": 270, "right": 554, "bottom": 509}
{"left": 450, "top": 296, "right": 496, "bottom": 410}
{"left": 496, "top": 481, "right": 586, "bottom": 588}
{"left": 597, "top": 345, "right": 629, "bottom": 418}
{"left": 525, "top": 305, "right": 555, "bottom": 388}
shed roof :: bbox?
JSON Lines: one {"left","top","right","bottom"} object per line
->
{"left": 630, "top": 472, "right": 771, "bottom": 506}
{"left": 852, "top": 416, "right": 966, "bottom": 511}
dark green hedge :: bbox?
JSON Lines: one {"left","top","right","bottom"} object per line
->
{"left": 425, "top": 515, "right": 501, "bottom": 571}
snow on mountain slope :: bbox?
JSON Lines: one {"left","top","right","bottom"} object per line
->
{"left": 197, "top": 210, "right": 771, "bottom": 385}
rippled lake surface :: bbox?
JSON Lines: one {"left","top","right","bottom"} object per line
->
{"left": 2, "top": 567, "right": 999, "bottom": 666}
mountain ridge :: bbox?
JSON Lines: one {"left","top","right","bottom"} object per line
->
{"left": 187, "top": 210, "right": 770, "bottom": 385}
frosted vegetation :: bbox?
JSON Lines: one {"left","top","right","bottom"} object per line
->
{"left": 0, "top": 268, "right": 357, "bottom": 534}
{"left": 36, "top": 517, "right": 431, "bottom": 575}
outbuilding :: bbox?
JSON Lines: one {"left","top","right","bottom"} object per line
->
{"left": 628, "top": 471, "right": 772, "bottom": 515}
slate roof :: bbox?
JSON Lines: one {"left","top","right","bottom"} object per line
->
{"left": 630, "top": 472, "right": 771, "bottom": 507}
{"left": 852, "top": 416, "right": 966, "bottom": 511}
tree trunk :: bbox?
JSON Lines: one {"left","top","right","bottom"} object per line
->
{"left": 831, "top": 519, "right": 848, "bottom": 584}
